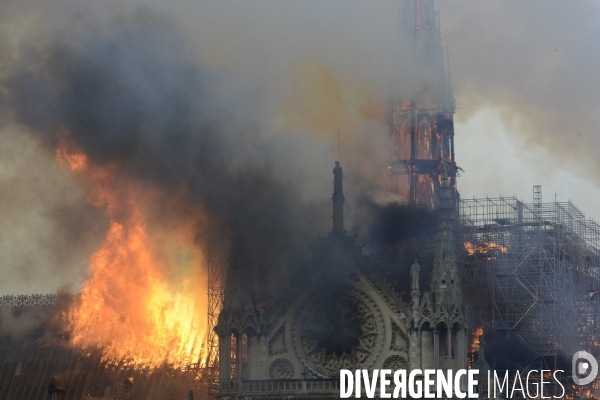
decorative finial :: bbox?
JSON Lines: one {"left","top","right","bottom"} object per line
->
{"left": 332, "top": 161, "right": 345, "bottom": 234}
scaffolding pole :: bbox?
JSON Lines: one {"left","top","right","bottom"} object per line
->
{"left": 206, "top": 210, "right": 228, "bottom": 398}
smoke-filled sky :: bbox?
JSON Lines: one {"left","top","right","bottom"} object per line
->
{"left": 0, "top": 0, "right": 599, "bottom": 296}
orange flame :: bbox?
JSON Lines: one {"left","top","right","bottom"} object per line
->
{"left": 467, "top": 326, "right": 484, "bottom": 369}
{"left": 56, "top": 129, "right": 88, "bottom": 170}
{"left": 58, "top": 131, "right": 207, "bottom": 368}
{"left": 470, "top": 326, "right": 484, "bottom": 354}
{"left": 465, "top": 241, "right": 508, "bottom": 256}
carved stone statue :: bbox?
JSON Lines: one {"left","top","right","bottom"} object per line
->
{"left": 410, "top": 259, "right": 420, "bottom": 293}
{"left": 332, "top": 161, "right": 344, "bottom": 200}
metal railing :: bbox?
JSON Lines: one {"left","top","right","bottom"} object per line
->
{"left": 0, "top": 294, "right": 58, "bottom": 307}
{"left": 219, "top": 379, "right": 340, "bottom": 395}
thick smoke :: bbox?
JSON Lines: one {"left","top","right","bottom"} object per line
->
{"left": 2, "top": 8, "right": 339, "bottom": 298}
{"left": 365, "top": 203, "right": 439, "bottom": 298}
{"left": 0, "top": 2, "right": 598, "bottom": 371}
{"left": 2, "top": 0, "right": 597, "bottom": 295}
{"left": 0, "top": 291, "right": 73, "bottom": 343}
{"left": 0, "top": 126, "right": 106, "bottom": 295}
{"left": 0, "top": 2, "right": 400, "bottom": 296}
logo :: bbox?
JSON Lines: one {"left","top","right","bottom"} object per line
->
{"left": 573, "top": 351, "right": 598, "bottom": 386}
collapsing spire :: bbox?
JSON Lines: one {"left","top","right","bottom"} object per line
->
{"left": 332, "top": 161, "right": 345, "bottom": 234}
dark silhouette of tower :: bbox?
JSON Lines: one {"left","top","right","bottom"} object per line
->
{"left": 332, "top": 161, "right": 345, "bottom": 234}
{"left": 388, "top": 0, "right": 458, "bottom": 207}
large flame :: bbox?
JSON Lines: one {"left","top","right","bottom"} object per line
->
{"left": 467, "top": 326, "right": 484, "bottom": 369}
{"left": 470, "top": 326, "right": 484, "bottom": 354}
{"left": 57, "top": 130, "right": 207, "bottom": 368}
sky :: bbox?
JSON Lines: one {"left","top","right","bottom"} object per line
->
{"left": 443, "top": 1, "right": 600, "bottom": 212}
{"left": 0, "top": 0, "right": 599, "bottom": 295}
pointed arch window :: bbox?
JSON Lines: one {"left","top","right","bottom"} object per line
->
{"left": 230, "top": 333, "right": 237, "bottom": 379}
{"left": 417, "top": 117, "right": 432, "bottom": 159}
{"left": 241, "top": 333, "right": 248, "bottom": 365}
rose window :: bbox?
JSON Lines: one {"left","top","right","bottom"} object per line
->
{"left": 293, "top": 289, "right": 383, "bottom": 376}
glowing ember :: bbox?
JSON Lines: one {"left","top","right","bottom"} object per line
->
{"left": 464, "top": 242, "right": 477, "bottom": 255}
{"left": 58, "top": 131, "right": 207, "bottom": 368}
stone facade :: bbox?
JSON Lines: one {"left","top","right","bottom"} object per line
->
{"left": 215, "top": 162, "right": 469, "bottom": 399}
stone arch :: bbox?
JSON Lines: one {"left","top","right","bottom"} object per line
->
{"left": 436, "top": 321, "right": 451, "bottom": 360}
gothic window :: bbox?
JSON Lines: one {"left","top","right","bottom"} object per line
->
{"left": 241, "top": 333, "right": 248, "bottom": 365}
{"left": 416, "top": 174, "right": 435, "bottom": 208}
{"left": 230, "top": 333, "right": 237, "bottom": 379}
{"left": 434, "top": 131, "right": 442, "bottom": 160}
{"left": 438, "top": 324, "right": 450, "bottom": 360}
{"left": 292, "top": 289, "right": 384, "bottom": 377}
{"left": 399, "top": 117, "right": 411, "bottom": 160}
{"left": 417, "top": 117, "right": 432, "bottom": 159}
{"left": 452, "top": 323, "right": 462, "bottom": 360}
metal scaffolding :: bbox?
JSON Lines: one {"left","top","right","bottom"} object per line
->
{"left": 460, "top": 187, "right": 600, "bottom": 382}
{"left": 206, "top": 211, "right": 228, "bottom": 398}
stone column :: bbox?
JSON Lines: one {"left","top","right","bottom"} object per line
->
{"left": 246, "top": 335, "right": 256, "bottom": 380}
{"left": 237, "top": 333, "right": 243, "bottom": 380}
{"left": 460, "top": 328, "right": 468, "bottom": 369}
{"left": 446, "top": 327, "right": 452, "bottom": 359}
{"left": 433, "top": 327, "right": 439, "bottom": 368}
{"left": 421, "top": 329, "right": 434, "bottom": 370}
{"left": 409, "top": 330, "right": 421, "bottom": 370}
{"left": 219, "top": 335, "right": 231, "bottom": 389}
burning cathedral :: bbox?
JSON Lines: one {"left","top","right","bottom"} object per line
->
{"left": 5, "top": 0, "right": 599, "bottom": 399}
{"left": 214, "top": 1, "right": 470, "bottom": 398}
{"left": 215, "top": 162, "right": 469, "bottom": 398}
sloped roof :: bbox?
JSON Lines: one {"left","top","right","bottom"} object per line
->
{"left": 0, "top": 334, "right": 206, "bottom": 400}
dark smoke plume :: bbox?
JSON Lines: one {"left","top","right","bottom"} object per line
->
{"left": 0, "top": 291, "right": 74, "bottom": 344}
{"left": 3, "top": 9, "right": 331, "bottom": 295}
{"left": 365, "top": 203, "right": 440, "bottom": 297}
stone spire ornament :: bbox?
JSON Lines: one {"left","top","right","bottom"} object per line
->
{"left": 332, "top": 161, "right": 345, "bottom": 234}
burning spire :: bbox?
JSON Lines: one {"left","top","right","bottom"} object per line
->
{"left": 389, "top": 0, "right": 458, "bottom": 207}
